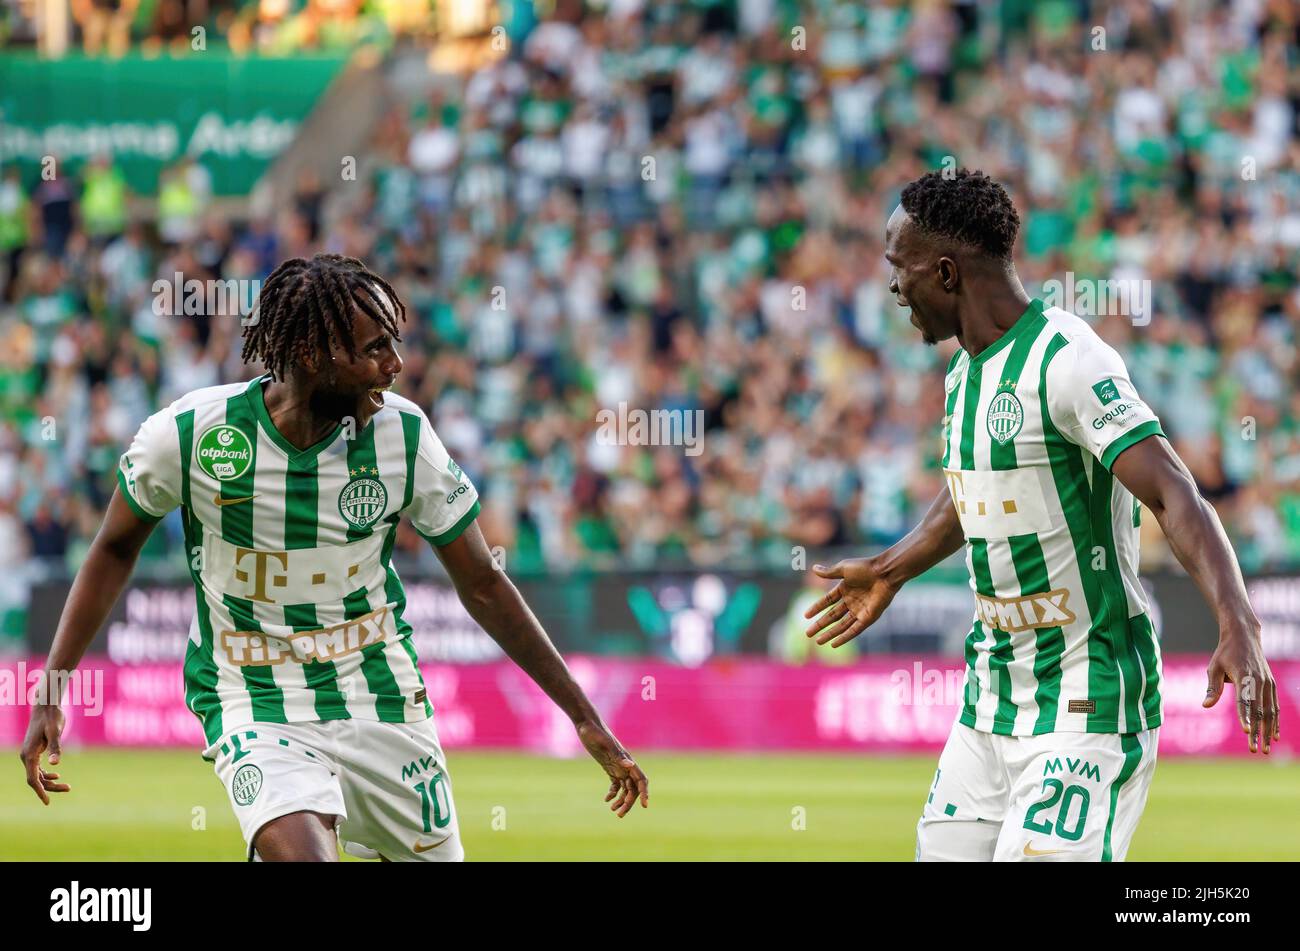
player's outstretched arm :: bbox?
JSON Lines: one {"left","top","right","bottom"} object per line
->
{"left": 431, "top": 522, "right": 649, "bottom": 817}
{"left": 804, "top": 484, "right": 965, "bottom": 648}
{"left": 20, "top": 488, "right": 157, "bottom": 803}
{"left": 1111, "top": 435, "right": 1278, "bottom": 754}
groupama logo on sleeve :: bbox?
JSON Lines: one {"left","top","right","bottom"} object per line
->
{"left": 197, "top": 425, "right": 254, "bottom": 481}
{"left": 1091, "top": 378, "right": 1120, "bottom": 405}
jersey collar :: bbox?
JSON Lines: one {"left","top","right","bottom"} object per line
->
{"left": 966, "top": 297, "right": 1046, "bottom": 370}
{"left": 244, "top": 375, "right": 346, "bottom": 463}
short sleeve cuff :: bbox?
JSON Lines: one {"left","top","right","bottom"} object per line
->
{"left": 418, "top": 500, "right": 481, "bottom": 547}
{"left": 1099, "top": 420, "right": 1165, "bottom": 471}
{"left": 116, "top": 468, "right": 165, "bottom": 523}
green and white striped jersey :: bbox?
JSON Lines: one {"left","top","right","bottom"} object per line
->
{"left": 116, "top": 376, "right": 481, "bottom": 749}
{"left": 941, "top": 299, "right": 1164, "bottom": 736}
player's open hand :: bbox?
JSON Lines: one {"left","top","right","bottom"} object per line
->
{"left": 803, "top": 557, "right": 899, "bottom": 648}
{"left": 1203, "top": 626, "right": 1280, "bottom": 754}
{"left": 20, "top": 703, "right": 71, "bottom": 805}
{"left": 576, "top": 720, "right": 648, "bottom": 818}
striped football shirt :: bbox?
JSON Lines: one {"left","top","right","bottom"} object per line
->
{"left": 941, "top": 298, "right": 1164, "bottom": 735}
{"left": 116, "top": 376, "right": 480, "bottom": 748}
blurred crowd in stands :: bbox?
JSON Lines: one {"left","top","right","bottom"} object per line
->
{"left": 1, "top": 0, "right": 425, "bottom": 56}
{"left": 0, "top": 0, "right": 1298, "bottom": 639}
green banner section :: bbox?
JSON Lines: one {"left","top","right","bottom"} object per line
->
{"left": 0, "top": 52, "right": 347, "bottom": 196}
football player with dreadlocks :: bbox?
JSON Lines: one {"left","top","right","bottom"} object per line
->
{"left": 21, "top": 254, "right": 649, "bottom": 861}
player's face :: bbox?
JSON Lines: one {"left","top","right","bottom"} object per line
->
{"left": 318, "top": 307, "right": 403, "bottom": 416}
{"left": 885, "top": 205, "right": 955, "bottom": 346}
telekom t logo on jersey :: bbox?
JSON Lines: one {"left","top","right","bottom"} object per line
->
{"left": 942, "top": 468, "right": 1054, "bottom": 539}
{"left": 232, "top": 547, "right": 363, "bottom": 603}
{"left": 945, "top": 469, "right": 1021, "bottom": 519}
{"left": 942, "top": 470, "right": 1078, "bottom": 633}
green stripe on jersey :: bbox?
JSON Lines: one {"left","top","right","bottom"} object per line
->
{"left": 284, "top": 602, "right": 350, "bottom": 719}
{"left": 345, "top": 422, "right": 407, "bottom": 720}
{"left": 958, "top": 361, "right": 981, "bottom": 471}
{"left": 399, "top": 412, "right": 421, "bottom": 509}
{"left": 1130, "top": 613, "right": 1161, "bottom": 727}
{"left": 345, "top": 423, "right": 381, "bottom": 543}
{"left": 223, "top": 393, "right": 286, "bottom": 723}
{"left": 177, "top": 408, "right": 223, "bottom": 746}
{"left": 343, "top": 584, "right": 406, "bottom": 720}
{"left": 1007, "top": 533, "right": 1066, "bottom": 731}
{"left": 397, "top": 412, "right": 432, "bottom": 716}
{"left": 969, "top": 539, "right": 1017, "bottom": 733}
{"left": 941, "top": 351, "right": 964, "bottom": 469}
{"left": 1088, "top": 463, "right": 1143, "bottom": 731}
{"left": 284, "top": 456, "right": 320, "bottom": 549}
{"left": 282, "top": 451, "right": 349, "bottom": 720}
{"left": 957, "top": 622, "right": 981, "bottom": 729}
{"left": 988, "top": 312, "right": 1044, "bottom": 471}
{"left": 1102, "top": 734, "right": 1144, "bottom": 861}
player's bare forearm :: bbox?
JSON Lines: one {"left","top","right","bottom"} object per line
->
{"left": 874, "top": 484, "right": 966, "bottom": 589}
{"left": 468, "top": 574, "right": 602, "bottom": 723}
{"left": 1112, "top": 436, "right": 1278, "bottom": 751}
{"left": 21, "top": 489, "right": 155, "bottom": 802}
{"left": 1112, "top": 438, "right": 1257, "bottom": 634}
{"left": 433, "top": 522, "right": 600, "bottom": 724}
{"left": 433, "top": 520, "right": 649, "bottom": 812}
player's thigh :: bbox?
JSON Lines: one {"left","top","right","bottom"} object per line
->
{"left": 995, "top": 729, "right": 1157, "bottom": 862}
{"left": 208, "top": 724, "right": 346, "bottom": 861}
{"left": 254, "top": 811, "right": 340, "bottom": 861}
{"left": 1099, "top": 729, "right": 1157, "bottom": 862}
{"left": 335, "top": 718, "right": 464, "bottom": 863}
{"left": 916, "top": 721, "right": 1008, "bottom": 862}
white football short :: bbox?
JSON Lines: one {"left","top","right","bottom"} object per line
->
{"left": 916, "top": 720, "right": 1157, "bottom": 862}
{"left": 207, "top": 717, "right": 463, "bottom": 862}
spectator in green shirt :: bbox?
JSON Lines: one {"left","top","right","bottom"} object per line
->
{"left": 81, "top": 155, "right": 130, "bottom": 243}
{"left": 0, "top": 167, "right": 30, "bottom": 303}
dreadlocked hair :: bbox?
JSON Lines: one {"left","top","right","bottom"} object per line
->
{"left": 242, "top": 254, "right": 406, "bottom": 382}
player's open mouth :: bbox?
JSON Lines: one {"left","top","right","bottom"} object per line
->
{"left": 368, "top": 386, "right": 391, "bottom": 407}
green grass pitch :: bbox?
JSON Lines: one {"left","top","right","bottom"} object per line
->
{"left": 2, "top": 749, "right": 1296, "bottom": 860}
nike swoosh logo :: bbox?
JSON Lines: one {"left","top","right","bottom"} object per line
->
{"left": 1023, "top": 841, "right": 1066, "bottom": 857}
{"left": 412, "top": 833, "right": 453, "bottom": 853}
{"left": 213, "top": 493, "right": 259, "bottom": 507}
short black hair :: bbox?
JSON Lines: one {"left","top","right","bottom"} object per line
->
{"left": 242, "top": 254, "right": 405, "bottom": 382}
{"left": 899, "top": 169, "right": 1020, "bottom": 261}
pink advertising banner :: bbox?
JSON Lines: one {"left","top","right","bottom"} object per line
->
{"left": 1, "top": 657, "right": 1295, "bottom": 757}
